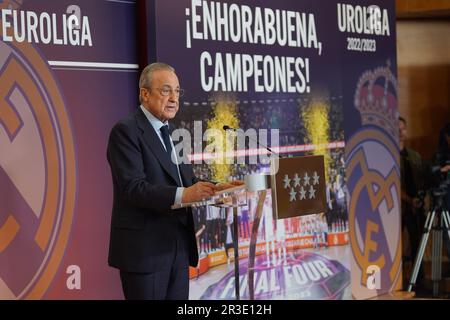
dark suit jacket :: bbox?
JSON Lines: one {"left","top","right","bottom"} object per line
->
{"left": 107, "top": 108, "right": 198, "bottom": 273}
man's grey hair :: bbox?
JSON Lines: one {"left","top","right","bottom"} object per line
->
{"left": 139, "top": 62, "right": 175, "bottom": 103}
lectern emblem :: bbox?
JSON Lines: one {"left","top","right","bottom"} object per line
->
{"left": 283, "top": 171, "right": 320, "bottom": 203}
{"left": 272, "top": 156, "right": 327, "bottom": 219}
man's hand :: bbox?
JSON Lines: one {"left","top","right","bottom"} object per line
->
{"left": 441, "top": 165, "right": 450, "bottom": 173}
{"left": 215, "top": 180, "right": 245, "bottom": 192}
{"left": 182, "top": 181, "right": 216, "bottom": 203}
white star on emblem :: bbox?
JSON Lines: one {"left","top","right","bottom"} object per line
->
{"left": 308, "top": 185, "right": 316, "bottom": 199}
{"left": 312, "top": 171, "right": 320, "bottom": 185}
{"left": 289, "top": 188, "right": 297, "bottom": 202}
{"left": 293, "top": 173, "right": 301, "bottom": 187}
{"left": 299, "top": 187, "right": 307, "bottom": 200}
{"left": 283, "top": 175, "right": 291, "bottom": 189}
{"left": 303, "top": 172, "right": 310, "bottom": 186}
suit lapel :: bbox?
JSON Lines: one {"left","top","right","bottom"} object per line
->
{"left": 135, "top": 109, "right": 181, "bottom": 186}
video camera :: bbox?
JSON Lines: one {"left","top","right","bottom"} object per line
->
{"left": 423, "top": 153, "right": 450, "bottom": 207}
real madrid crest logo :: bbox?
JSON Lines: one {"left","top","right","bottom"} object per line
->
{"left": 345, "top": 62, "right": 402, "bottom": 296}
{"left": 0, "top": 1, "right": 77, "bottom": 299}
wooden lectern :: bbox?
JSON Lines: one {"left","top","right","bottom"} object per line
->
{"left": 172, "top": 155, "right": 327, "bottom": 300}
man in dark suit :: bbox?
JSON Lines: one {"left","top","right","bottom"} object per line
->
{"left": 107, "top": 62, "right": 217, "bottom": 300}
{"left": 399, "top": 116, "right": 425, "bottom": 288}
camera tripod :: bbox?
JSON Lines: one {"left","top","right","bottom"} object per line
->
{"left": 407, "top": 191, "right": 450, "bottom": 296}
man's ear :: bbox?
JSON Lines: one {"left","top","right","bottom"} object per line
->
{"left": 140, "top": 88, "right": 148, "bottom": 102}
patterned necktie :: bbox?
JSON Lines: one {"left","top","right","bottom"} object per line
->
{"left": 160, "top": 125, "right": 182, "bottom": 186}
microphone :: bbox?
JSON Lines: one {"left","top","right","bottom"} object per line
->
{"left": 222, "top": 125, "right": 280, "bottom": 158}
